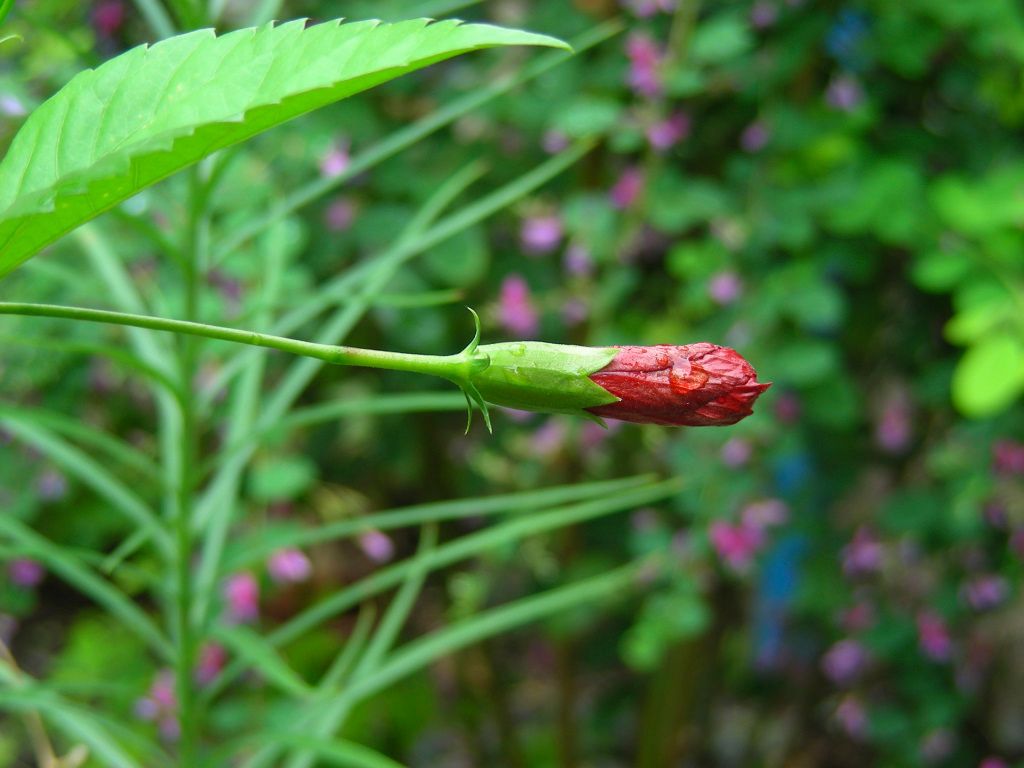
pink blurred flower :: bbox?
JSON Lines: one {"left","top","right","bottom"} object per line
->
{"left": 646, "top": 112, "right": 691, "bottom": 151}
{"left": 610, "top": 166, "right": 645, "bottom": 209}
{"left": 8, "top": 558, "right": 44, "bottom": 588}
{"left": 993, "top": 439, "right": 1024, "bottom": 475}
{"left": 520, "top": 214, "right": 563, "bottom": 255}
{"left": 498, "top": 275, "right": 539, "bottom": 337}
{"left": 708, "top": 271, "right": 743, "bottom": 305}
{"left": 267, "top": 548, "right": 312, "bottom": 585}
{"left": 875, "top": 388, "right": 912, "bottom": 454}
{"left": 92, "top": 0, "right": 125, "bottom": 38}
{"left": 917, "top": 611, "right": 952, "bottom": 662}
{"left": 835, "top": 695, "right": 868, "bottom": 739}
{"left": 195, "top": 644, "right": 227, "bottom": 686}
{"left": 822, "top": 639, "right": 868, "bottom": 685}
{"left": 962, "top": 575, "right": 1008, "bottom": 611}
{"left": 223, "top": 572, "right": 259, "bottom": 623}
{"left": 720, "top": 437, "right": 752, "bottom": 467}
{"left": 320, "top": 138, "right": 351, "bottom": 178}
{"left": 324, "top": 197, "right": 356, "bottom": 232}
{"left": 564, "top": 243, "right": 594, "bottom": 277}
{"left": 826, "top": 75, "right": 865, "bottom": 112}
{"left": 359, "top": 530, "right": 394, "bottom": 563}
{"left": 842, "top": 528, "right": 883, "bottom": 577}
{"left": 135, "top": 669, "right": 179, "bottom": 742}
{"left": 709, "top": 520, "right": 764, "bottom": 572}
{"left": 741, "top": 121, "right": 770, "bottom": 152}
{"left": 625, "top": 34, "right": 664, "bottom": 98}
{"left": 979, "top": 758, "right": 1008, "bottom": 768}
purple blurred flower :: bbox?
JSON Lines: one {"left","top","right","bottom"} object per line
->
{"left": 742, "top": 499, "right": 788, "bottom": 530}
{"left": 708, "top": 271, "right": 743, "bottom": 305}
{"left": 963, "top": 575, "right": 1008, "bottom": 611}
{"left": 993, "top": 439, "right": 1024, "bottom": 475}
{"left": 320, "top": 138, "right": 351, "bottom": 178}
{"left": 826, "top": 75, "right": 865, "bottom": 112}
{"left": 267, "top": 548, "right": 312, "bottom": 585}
{"left": 223, "top": 572, "right": 259, "bottom": 623}
{"left": 917, "top": 610, "right": 952, "bottom": 662}
{"left": 0, "top": 94, "right": 26, "bottom": 117}
{"left": 980, "top": 758, "right": 1008, "bottom": 768}
{"left": 842, "top": 528, "right": 883, "bottom": 577}
{"left": 646, "top": 112, "right": 691, "bottom": 152}
{"left": 982, "top": 501, "right": 1008, "bottom": 529}
{"left": 625, "top": 34, "right": 664, "bottom": 98}
{"left": 835, "top": 695, "right": 868, "bottom": 739}
{"left": 8, "top": 558, "right": 44, "bottom": 588}
{"left": 622, "top": 0, "right": 676, "bottom": 17}
{"left": 1013, "top": 529, "right": 1024, "bottom": 559}
{"left": 774, "top": 391, "right": 802, "bottom": 424}
{"left": 135, "top": 669, "right": 179, "bottom": 742}
{"left": 581, "top": 418, "right": 621, "bottom": 452}
{"left": 610, "top": 166, "right": 645, "bottom": 210}
{"left": 541, "top": 130, "right": 570, "bottom": 154}
{"left": 750, "top": 1, "right": 778, "bottom": 29}
{"left": 741, "top": 121, "right": 771, "bottom": 152}
{"left": 92, "top": 0, "right": 125, "bottom": 37}
{"left": 720, "top": 437, "right": 752, "bottom": 467}
{"left": 531, "top": 419, "right": 568, "bottom": 456}
{"left": 920, "top": 729, "right": 955, "bottom": 764}
{"left": 562, "top": 298, "right": 589, "bottom": 327}
{"left": 324, "top": 196, "right": 357, "bottom": 232}
{"left": 195, "top": 644, "right": 227, "bottom": 686}
{"left": 710, "top": 520, "right": 764, "bottom": 572}
{"left": 564, "top": 243, "right": 594, "bottom": 277}
{"left": 0, "top": 614, "right": 16, "bottom": 645}
{"left": 840, "top": 601, "right": 875, "bottom": 632}
{"left": 36, "top": 468, "right": 68, "bottom": 501}
{"left": 822, "top": 639, "right": 868, "bottom": 685}
{"left": 875, "top": 388, "right": 912, "bottom": 454}
{"left": 358, "top": 530, "right": 395, "bottom": 563}
{"left": 498, "top": 275, "right": 539, "bottom": 337}
{"left": 520, "top": 214, "right": 563, "bottom": 255}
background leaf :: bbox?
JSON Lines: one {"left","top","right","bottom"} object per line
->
{"left": 0, "top": 18, "right": 566, "bottom": 276}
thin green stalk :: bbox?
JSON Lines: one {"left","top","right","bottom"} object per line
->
{"left": 0, "top": 302, "right": 478, "bottom": 382}
{"left": 172, "top": 166, "right": 207, "bottom": 765}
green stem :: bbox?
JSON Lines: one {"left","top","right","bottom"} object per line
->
{"left": 173, "top": 168, "right": 205, "bottom": 765}
{"left": 0, "top": 302, "right": 479, "bottom": 383}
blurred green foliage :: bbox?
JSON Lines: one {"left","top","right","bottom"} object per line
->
{"left": 2, "top": 0, "right": 1024, "bottom": 766}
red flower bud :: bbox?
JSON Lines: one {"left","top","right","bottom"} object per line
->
{"left": 587, "top": 344, "right": 770, "bottom": 426}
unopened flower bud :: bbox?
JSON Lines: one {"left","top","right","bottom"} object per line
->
{"left": 468, "top": 341, "right": 768, "bottom": 427}
{"left": 587, "top": 344, "right": 770, "bottom": 426}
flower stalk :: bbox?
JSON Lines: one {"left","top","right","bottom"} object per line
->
{"left": 0, "top": 302, "right": 769, "bottom": 430}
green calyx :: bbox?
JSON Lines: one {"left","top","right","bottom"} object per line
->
{"left": 443, "top": 311, "right": 619, "bottom": 432}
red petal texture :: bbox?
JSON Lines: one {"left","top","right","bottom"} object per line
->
{"left": 587, "top": 344, "right": 770, "bottom": 426}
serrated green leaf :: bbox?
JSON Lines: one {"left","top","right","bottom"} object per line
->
{"left": 0, "top": 18, "right": 567, "bottom": 277}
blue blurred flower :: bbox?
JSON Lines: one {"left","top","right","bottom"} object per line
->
{"left": 826, "top": 9, "right": 871, "bottom": 71}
